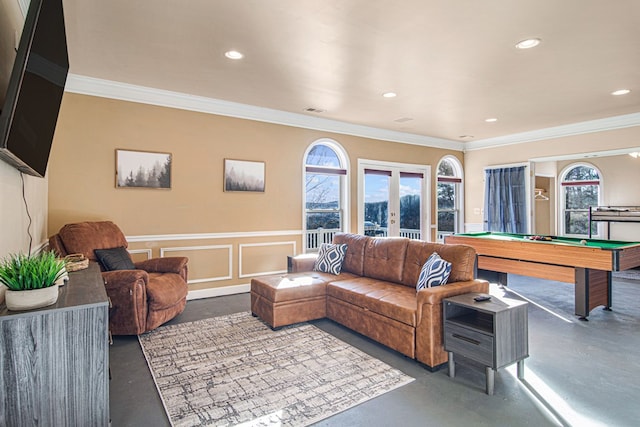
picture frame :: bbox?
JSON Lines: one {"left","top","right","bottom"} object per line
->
{"left": 224, "top": 159, "right": 265, "bottom": 192}
{"left": 116, "top": 149, "right": 172, "bottom": 189}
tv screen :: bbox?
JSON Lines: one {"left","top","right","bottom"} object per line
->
{"left": 0, "top": 0, "right": 69, "bottom": 177}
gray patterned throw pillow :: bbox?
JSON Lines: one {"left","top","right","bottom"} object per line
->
{"left": 416, "top": 252, "right": 451, "bottom": 290}
{"left": 313, "top": 243, "right": 348, "bottom": 275}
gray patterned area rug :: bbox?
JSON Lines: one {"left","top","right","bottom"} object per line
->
{"left": 138, "top": 312, "right": 414, "bottom": 427}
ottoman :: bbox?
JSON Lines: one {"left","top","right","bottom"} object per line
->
{"left": 250, "top": 273, "right": 327, "bottom": 329}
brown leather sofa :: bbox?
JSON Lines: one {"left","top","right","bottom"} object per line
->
{"left": 251, "top": 233, "right": 489, "bottom": 369}
{"left": 49, "top": 221, "right": 189, "bottom": 335}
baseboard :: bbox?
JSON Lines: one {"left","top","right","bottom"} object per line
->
{"left": 187, "top": 284, "right": 250, "bottom": 300}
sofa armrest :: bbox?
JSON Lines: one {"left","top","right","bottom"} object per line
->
{"left": 102, "top": 270, "right": 149, "bottom": 335}
{"left": 288, "top": 254, "right": 317, "bottom": 273}
{"left": 135, "top": 257, "right": 189, "bottom": 281}
{"left": 416, "top": 279, "right": 490, "bottom": 306}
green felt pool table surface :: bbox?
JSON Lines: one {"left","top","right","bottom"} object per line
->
{"left": 445, "top": 231, "right": 640, "bottom": 318}
{"left": 453, "top": 232, "right": 639, "bottom": 250}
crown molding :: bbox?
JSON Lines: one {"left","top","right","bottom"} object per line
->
{"left": 65, "top": 74, "right": 640, "bottom": 153}
{"left": 465, "top": 112, "right": 640, "bottom": 151}
{"left": 64, "top": 74, "right": 463, "bottom": 151}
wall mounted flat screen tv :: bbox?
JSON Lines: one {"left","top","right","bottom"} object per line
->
{"left": 0, "top": 0, "right": 69, "bottom": 177}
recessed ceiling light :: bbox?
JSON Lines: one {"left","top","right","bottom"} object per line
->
{"left": 515, "top": 38, "right": 541, "bottom": 49}
{"left": 382, "top": 92, "right": 397, "bottom": 98}
{"left": 224, "top": 50, "right": 244, "bottom": 59}
{"left": 485, "top": 118, "right": 498, "bottom": 123}
{"left": 611, "top": 89, "right": 631, "bottom": 96}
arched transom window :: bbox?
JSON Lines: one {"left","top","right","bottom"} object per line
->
{"left": 560, "top": 163, "right": 601, "bottom": 236}
{"left": 436, "top": 156, "right": 463, "bottom": 241}
{"left": 303, "top": 139, "right": 349, "bottom": 251}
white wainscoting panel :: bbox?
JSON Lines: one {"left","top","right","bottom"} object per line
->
{"left": 238, "top": 241, "right": 297, "bottom": 278}
{"left": 127, "top": 248, "right": 152, "bottom": 260}
{"left": 161, "top": 245, "right": 233, "bottom": 284}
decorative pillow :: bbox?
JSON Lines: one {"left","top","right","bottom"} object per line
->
{"left": 313, "top": 243, "right": 348, "bottom": 275}
{"left": 94, "top": 247, "right": 136, "bottom": 271}
{"left": 416, "top": 252, "right": 452, "bottom": 290}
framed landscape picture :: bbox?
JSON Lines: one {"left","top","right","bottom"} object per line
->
{"left": 116, "top": 149, "right": 172, "bottom": 189}
{"left": 224, "top": 159, "right": 265, "bottom": 192}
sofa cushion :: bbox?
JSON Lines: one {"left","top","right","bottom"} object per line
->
{"left": 94, "top": 247, "right": 136, "bottom": 271}
{"left": 363, "top": 237, "right": 409, "bottom": 284}
{"left": 251, "top": 273, "right": 328, "bottom": 302}
{"left": 416, "top": 252, "right": 451, "bottom": 290}
{"left": 333, "top": 233, "right": 369, "bottom": 276}
{"left": 401, "top": 240, "right": 476, "bottom": 286}
{"left": 313, "top": 243, "right": 348, "bottom": 275}
{"left": 327, "top": 278, "right": 417, "bottom": 326}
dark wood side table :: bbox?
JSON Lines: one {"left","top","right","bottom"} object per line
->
{"left": 443, "top": 292, "right": 528, "bottom": 395}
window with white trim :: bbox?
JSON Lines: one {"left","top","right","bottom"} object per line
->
{"left": 304, "top": 140, "right": 348, "bottom": 251}
{"left": 560, "top": 163, "right": 601, "bottom": 237}
{"left": 437, "top": 156, "right": 463, "bottom": 241}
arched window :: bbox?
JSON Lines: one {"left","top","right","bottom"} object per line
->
{"left": 436, "top": 156, "right": 463, "bottom": 241}
{"left": 304, "top": 139, "right": 349, "bottom": 251}
{"left": 560, "top": 163, "right": 601, "bottom": 237}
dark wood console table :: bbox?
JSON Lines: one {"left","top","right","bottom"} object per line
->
{"left": 0, "top": 262, "right": 110, "bottom": 425}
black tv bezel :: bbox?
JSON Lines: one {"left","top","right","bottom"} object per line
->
{"left": 0, "top": 0, "right": 69, "bottom": 178}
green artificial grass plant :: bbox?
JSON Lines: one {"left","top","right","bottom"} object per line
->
{"left": 0, "top": 251, "right": 66, "bottom": 291}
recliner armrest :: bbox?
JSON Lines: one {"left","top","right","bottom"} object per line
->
{"left": 102, "top": 269, "right": 149, "bottom": 335}
{"left": 102, "top": 269, "right": 149, "bottom": 287}
{"left": 135, "top": 257, "right": 189, "bottom": 278}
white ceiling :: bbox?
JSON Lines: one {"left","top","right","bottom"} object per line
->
{"left": 61, "top": 0, "right": 640, "bottom": 147}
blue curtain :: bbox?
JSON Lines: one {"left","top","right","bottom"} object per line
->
{"left": 484, "top": 166, "right": 527, "bottom": 233}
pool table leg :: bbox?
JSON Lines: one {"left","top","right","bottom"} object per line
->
{"left": 575, "top": 268, "right": 612, "bottom": 320}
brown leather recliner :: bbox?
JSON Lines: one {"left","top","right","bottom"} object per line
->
{"left": 49, "top": 221, "right": 189, "bottom": 335}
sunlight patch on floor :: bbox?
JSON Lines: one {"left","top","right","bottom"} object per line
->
{"left": 492, "top": 284, "right": 574, "bottom": 324}
{"left": 506, "top": 365, "right": 609, "bottom": 427}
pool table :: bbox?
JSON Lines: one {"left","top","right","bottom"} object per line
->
{"left": 444, "top": 232, "right": 640, "bottom": 319}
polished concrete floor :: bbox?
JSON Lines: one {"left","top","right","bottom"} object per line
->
{"left": 109, "top": 274, "right": 640, "bottom": 426}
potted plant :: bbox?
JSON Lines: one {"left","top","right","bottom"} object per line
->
{"left": 0, "top": 251, "right": 66, "bottom": 311}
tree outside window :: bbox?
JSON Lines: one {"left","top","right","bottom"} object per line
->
{"left": 437, "top": 157, "right": 462, "bottom": 239}
{"left": 561, "top": 164, "right": 600, "bottom": 236}
{"left": 304, "top": 142, "right": 347, "bottom": 250}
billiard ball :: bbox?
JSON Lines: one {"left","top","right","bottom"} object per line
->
{"left": 580, "top": 239, "right": 587, "bottom": 245}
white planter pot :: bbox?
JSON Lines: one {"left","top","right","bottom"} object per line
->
{"left": 5, "top": 284, "right": 59, "bottom": 311}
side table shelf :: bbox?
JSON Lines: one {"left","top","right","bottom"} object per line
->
{"left": 443, "top": 293, "right": 528, "bottom": 395}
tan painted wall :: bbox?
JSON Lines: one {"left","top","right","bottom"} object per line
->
{"left": 464, "top": 126, "right": 640, "bottom": 240}
{"left": 48, "top": 93, "right": 461, "bottom": 288}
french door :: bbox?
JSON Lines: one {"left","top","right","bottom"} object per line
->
{"left": 358, "top": 160, "right": 430, "bottom": 240}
